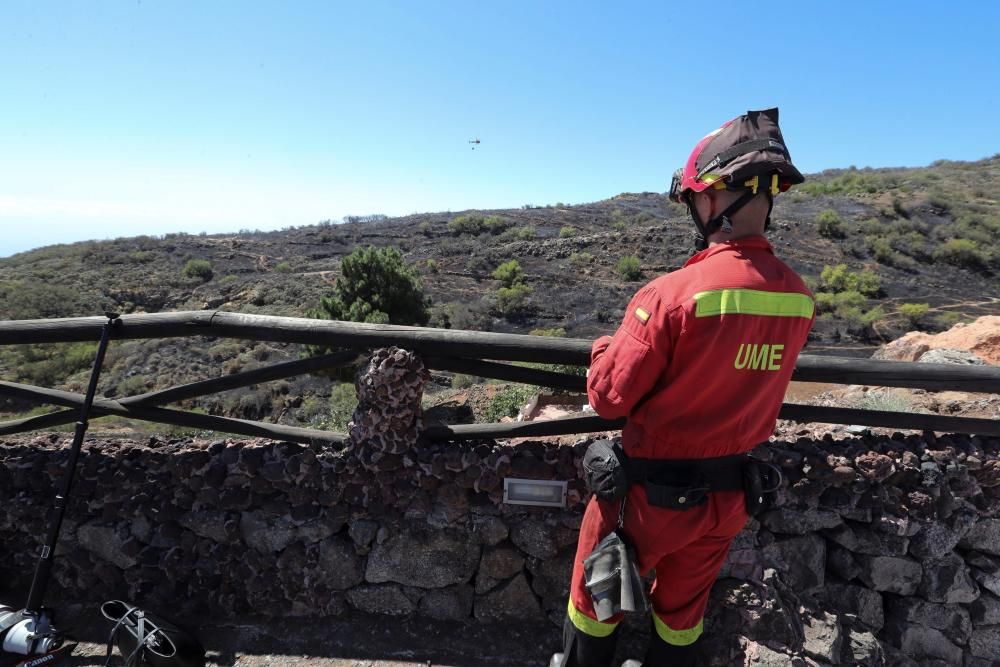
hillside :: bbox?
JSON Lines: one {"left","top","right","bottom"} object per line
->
{"left": 1, "top": 156, "right": 998, "bottom": 431}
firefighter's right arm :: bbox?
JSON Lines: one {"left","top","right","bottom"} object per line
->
{"left": 586, "top": 287, "right": 671, "bottom": 419}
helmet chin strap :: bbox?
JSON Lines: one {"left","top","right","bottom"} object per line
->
{"left": 687, "top": 190, "right": 771, "bottom": 252}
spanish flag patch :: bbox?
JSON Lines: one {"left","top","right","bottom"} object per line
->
{"left": 634, "top": 307, "right": 650, "bottom": 324}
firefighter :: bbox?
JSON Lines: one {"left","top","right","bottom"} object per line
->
{"left": 553, "top": 108, "right": 815, "bottom": 667}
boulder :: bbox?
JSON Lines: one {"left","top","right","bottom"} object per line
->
{"left": 909, "top": 510, "right": 977, "bottom": 559}
{"left": 887, "top": 625, "right": 962, "bottom": 665}
{"left": 316, "top": 535, "right": 365, "bottom": 590}
{"left": 856, "top": 556, "right": 922, "bottom": 595}
{"left": 76, "top": 523, "right": 137, "bottom": 569}
{"left": 348, "top": 519, "right": 379, "bottom": 553}
{"left": 417, "top": 584, "right": 474, "bottom": 621}
{"left": 478, "top": 544, "right": 525, "bottom": 580}
{"left": 801, "top": 610, "right": 842, "bottom": 663}
{"left": 887, "top": 597, "right": 971, "bottom": 645}
{"left": 760, "top": 508, "right": 842, "bottom": 535}
{"left": 825, "top": 522, "right": 909, "bottom": 556}
{"left": 509, "top": 518, "right": 559, "bottom": 560}
{"left": 471, "top": 514, "right": 509, "bottom": 546}
{"left": 969, "top": 592, "right": 1000, "bottom": 625}
{"left": 969, "top": 626, "right": 1000, "bottom": 662}
{"left": 817, "top": 582, "right": 884, "bottom": 630}
{"left": 960, "top": 518, "right": 1000, "bottom": 555}
{"left": 874, "top": 317, "right": 1000, "bottom": 365}
{"left": 527, "top": 548, "right": 575, "bottom": 610}
{"left": 346, "top": 584, "right": 416, "bottom": 616}
{"left": 473, "top": 573, "right": 543, "bottom": 622}
{"left": 846, "top": 627, "right": 885, "bottom": 667}
{"left": 178, "top": 510, "right": 230, "bottom": 543}
{"left": 919, "top": 553, "right": 980, "bottom": 604}
{"left": 762, "top": 535, "right": 825, "bottom": 591}
{"left": 239, "top": 510, "right": 337, "bottom": 553}
{"left": 918, "top": 348, "right": 986, "bottom": 364}
{"left": 827, "top": 546, "right": 862, "bottom": 582}
{"left": 365, "top": 527, "right": 480, "bottom": 588}
{"left": 741, "top": 640, "right": 794, "bottom": 666}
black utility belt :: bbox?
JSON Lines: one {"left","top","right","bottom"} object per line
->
{"left": 582, "top": 440, "right": 781, "bottom": 515}
{"left": 627, "top": 454, "right": 745, "bottom": 510}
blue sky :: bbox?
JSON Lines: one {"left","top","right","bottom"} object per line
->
{"left": 2, "top": 1, "right": 998, "bottom": 258}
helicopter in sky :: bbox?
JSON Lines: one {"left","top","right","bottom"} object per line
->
{"left": 468, "top": 138, "right": 481, "bottom": 150}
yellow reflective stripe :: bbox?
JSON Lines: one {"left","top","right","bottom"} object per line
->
{"left": 566, "top": 598, "right": 618, "bottom": 637}
{"left": 693, "top": 289, "right": 814, "bottom": 319}
{"left": 653, "top": 616, "right": 703, "bottom": 646}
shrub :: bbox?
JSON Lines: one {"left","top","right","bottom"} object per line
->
{"left": 465, "top": 256, "right": 491, "bottom": 275}
{"left": 898, "top": 303, "right": 930, "bottom": 327}
{"left": 816, "top": 209, "right": 846, "bottom": 239}
{"left": 418, "top": 221, "right": 432, "bottom": 236}
{"left": 935, "top": 311, "right": 964, "bottom": 330}
{"left": 447, "top": 214, "right": 485, "bottom": 235}
{"left": 530, "top": 327, "right": 566, "bottom": 337}
{"left": 865, "top": 236, "right": 917, "bottom": 270}
{"left": 275, "top": 261, "right": 292, "bottom": 273}
{"left": 820, "top": 264, "right": 881, "bottom": 297}
{"left": 1, "top": 283, "right": 89, "bottom": 319}
{"left": 440, "top": 301, "right": 492, "bottom": 331}
{"left": 327, "top": 383, "right": 357, "bottom": 431}
{"left": 851, "top": 390, "right": 914, "bottom": 413}
{"left": 568, "top": 252, "right": 593, "bottom": 269}
{"left": 425, "top": 259, "right": 439, "bottom": 273}
{"left": 306, "top": 245, "right": 430, "bottom": 335}
{"left": 495, "top": 283, "right": 533, "bottom": 317}
{"left": 927, "top": 188, "right": 953, "bottom": 212}
{"left": 616, "top": 256, "right": 642, "bottom": 281}
{"left": 451, "top": 373, "right": 482, "bottom": 389}
{"left": 933, "top": 238, "right": 989, "bottom": 271}
{"left": 839, "top": 304, "right": 886, "bottom": 338}
{"left": 482, "top": 384, "right": 536, "bottom": 422}
{"left": 814, "top": 290, "right": 876, "bottom": 320}
{"left": 559, "top": 226, "right": 576, "bottom": 238}
{"left": 4, "top": 342, "right": 98, "bottom": 387}
{"left": 798, "top": 171, "right": 887, "bottom": 196}
{"left": 484, "top": 216, "right": 511, "bottom": 234}
{"left": 503, "top": 226, "right": 536, "bottom": 241}
{"left": 182, "top": 259, "right": 213, "bottom": 281}
{"left": 892, "top": 197, "right": 909, "bottom": 218}
{"left": 492, "top": 260, "right": 525, "bottom": 288}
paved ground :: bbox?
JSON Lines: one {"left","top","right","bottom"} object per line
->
{"left": 2, "top": 601, "right": 568, "bottom": 667}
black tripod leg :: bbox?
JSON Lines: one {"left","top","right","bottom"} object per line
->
{"left": 23, "top": 312, "right": 120, "bottom": 615}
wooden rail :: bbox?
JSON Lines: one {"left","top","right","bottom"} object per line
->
{"left": 2, "top": 311, "right": 999, "bottom": 392}
{"left": 0, "top": 311, "right": 997, "bottom": 443}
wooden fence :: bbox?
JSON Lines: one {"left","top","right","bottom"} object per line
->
{"left": 0, "top": 311, "right": 998, "bottom": 444}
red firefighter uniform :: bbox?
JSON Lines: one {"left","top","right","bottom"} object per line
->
{"left": 568, "top": 234, "right": 815, "bottom": 646}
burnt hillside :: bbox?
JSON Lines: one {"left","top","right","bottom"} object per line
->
{"left": 0, "top": 156, "right": 997, "bottom": 430}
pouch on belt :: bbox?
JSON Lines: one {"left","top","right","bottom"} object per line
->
{"left": 583, "top": 529, "right": 648, "bottom": 622}
{"left": 582, "top": 439, "right": 629, "bottom": 502}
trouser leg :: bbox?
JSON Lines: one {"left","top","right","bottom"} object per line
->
{"left": 559, "top": 611, "right": 620, "bottom": 667}
{"left": 644, "top": 622, "right": 700, "bottom": 666}
{"left": 558, "top": 496, "right": 624, "bottom": 667}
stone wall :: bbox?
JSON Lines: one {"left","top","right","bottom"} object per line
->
{"left": 1, "top": 348, "right": 999, "bottom": 665}
{"left": 4, "top": 430, "right": 1000, "bottom": 665}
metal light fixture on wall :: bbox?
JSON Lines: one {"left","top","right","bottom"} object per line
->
{"left": 503, "top": 478, "right": 567, "bottom": 508}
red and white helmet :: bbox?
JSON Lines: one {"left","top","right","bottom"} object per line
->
{"left": 669, "top": 108, "right": 804, "bottom": 203}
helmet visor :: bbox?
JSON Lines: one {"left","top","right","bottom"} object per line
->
{"left": 668, "top": 168, "right": 685, "bottom": 203}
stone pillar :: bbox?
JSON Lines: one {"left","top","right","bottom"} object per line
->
{"left": 347, "top": 347, "right": 429, "bottom": 471}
